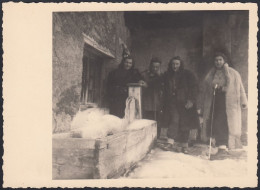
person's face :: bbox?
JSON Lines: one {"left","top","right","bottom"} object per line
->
{"left": 171, "top": 59, "right": 181, "bottom": 72}
{"left": 151, "top": 62, "right": 161, "bottom": 74}
{"left": 214, "top": 56, "right": 225, "bottom": 69}
{"left": 124, "top": 58, "right": 133, "bottom": 70}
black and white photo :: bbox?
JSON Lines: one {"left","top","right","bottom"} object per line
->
{"left": 2, "top": 2, "right": 258, "bottom": 188}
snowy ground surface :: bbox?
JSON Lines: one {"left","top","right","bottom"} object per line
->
{"left": 123, "top": 144, "right": 247, "bottom": 179}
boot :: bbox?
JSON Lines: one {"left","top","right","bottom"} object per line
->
{"left": 171, "top": 144, "right": 183, "bottom": 153}
{"left": 161, "top": 143, "right": 173, "bottom": 151}
{"left": 210, "top": 148, "right": 229, "bottom": 160}
{"left": 182, "top": 147, "right": 189, "bottom": 154}
{"left": 160, "top": 138, "right": 175, "bottom": 151}
{"left": 180, "top": 143, "right": 189, "bottom": 154}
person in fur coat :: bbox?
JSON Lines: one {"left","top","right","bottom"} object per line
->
{"left": 162, "top": 56, "right": 200, "bottom": 153}
{"left": 200, "top": 52, "right": 247, "bottom": 158}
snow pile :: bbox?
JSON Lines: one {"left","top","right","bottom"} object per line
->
{"left": 71, "top": 108, "right": 105, "bottom": 130}
{"left": 68, "top": 107, "right": 157, "bottom": 139}
{"left": 124, "top": 148, "right": 247, "bottom": 178}
{"left": 70, "top": 108, "right": 127, "bottom": 139}
{"left": 102, "top": 114, "right": 128, "bottom": 134}
{"left": 127, "top": 119, "right": 155, "bottom": 130}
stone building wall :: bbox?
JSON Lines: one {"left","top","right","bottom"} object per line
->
{"left": 52, "top": 12, "right": 130, "bottom": 133}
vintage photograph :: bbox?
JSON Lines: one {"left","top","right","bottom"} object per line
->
{"left": 52, "top": 10, "right": 250, "bottom": 180}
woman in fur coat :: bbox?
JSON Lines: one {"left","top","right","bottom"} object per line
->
{"left": 162, "top": 56, "right": 200, "bottom": 153}
{"left": 201, "top": 52, "right": 247, "bottom": 158}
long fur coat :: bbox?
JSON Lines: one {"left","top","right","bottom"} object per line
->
{"left": 201, "top": 64, "right": 247, "bottom": 149}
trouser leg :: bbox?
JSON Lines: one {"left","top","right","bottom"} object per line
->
{"left": 144, "top": 111, "right": 161, "bottom": 138}
{"left": 212, "top": 91, "right": 229, "bottom": 147}
{"left": 178, "top": 130, "right": 190, "bottom": 144}
{"left": 178, "top": 106, "right": 190, "bottom": 146}
{"left": 156, "top": 111, "right": 163, "bottom": 138}
{"left": 167, "top": 106, "right": 179, "bottom": 142}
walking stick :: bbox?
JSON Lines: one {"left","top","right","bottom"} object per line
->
{"left": 208, "top": 84, "right": 218, "bottom": 160}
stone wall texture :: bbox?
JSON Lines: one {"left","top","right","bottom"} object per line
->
{"left": 52, "top": 12, "right": 130, "bottom": 133}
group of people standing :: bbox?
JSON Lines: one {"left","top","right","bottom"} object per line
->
{"left": 106, "top": 50, "right": 247, "bottom": 159}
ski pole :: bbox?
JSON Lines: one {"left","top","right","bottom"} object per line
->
{"left": 208, "top": 84, "right": 218, "bottom": 160}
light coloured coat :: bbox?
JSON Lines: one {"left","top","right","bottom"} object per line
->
{"left": 201, "top": 64, "right": 247, "bottom": 149}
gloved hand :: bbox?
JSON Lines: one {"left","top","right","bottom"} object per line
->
{"left": 138, "top": 80, "right": 147, "bottom": 87}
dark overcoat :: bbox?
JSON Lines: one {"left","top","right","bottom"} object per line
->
{"left": 106, "top": 67, "right": 143, "bottom": 118}
{"left": 142, "top": 71, "right": 164, "bottom": 112}
{"left": 162, "top": 68, "right": 200, "bottom": 130}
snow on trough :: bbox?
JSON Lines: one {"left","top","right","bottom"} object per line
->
{"left": 70, "top": 108, "right": 125, "bottom": 138}
{"left": 69, "top": 108, "right": 155, "bottom": 139}
{"left": 126, "top": 119, "right": 155, "bottom": 130}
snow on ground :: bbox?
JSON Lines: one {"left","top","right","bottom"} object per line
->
{"left": 123, "top": 147, "right": 247, "bottom": 178}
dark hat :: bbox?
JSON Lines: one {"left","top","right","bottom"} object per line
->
{"left": 122, "top": 44, "right": 131, "bottom": 59}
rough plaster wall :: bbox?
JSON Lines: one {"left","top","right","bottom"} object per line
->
{"left": 130, "top": 12, "right": 248, "bottom": 142}
{"left": 229, "top": 12, "right": 249, "bottom": 143}
{"left": 52, "top": 12, "right": 130, "bottom": 133}
{"left": 230, "top": 12, "right": 249, "bottom": 94}
{"left": 202, "top": 11, "right": 248, "bottom": 91}
{"left": 53, "top": 13, "right": 84, "bottom": 133}
{"left": 202, "top": 12, "right": 249, "bottom": 142}
{"left": 102, "top": 12, "right": 131, "bottom": 83}
{"left": 131, "top": 27, "right": 202, "bottom": 77}
{"left": 202, "top": 12, "right": 232, "bottom": 76}
{"left": 131, "top": 27, "right": 203, "bottom": 110}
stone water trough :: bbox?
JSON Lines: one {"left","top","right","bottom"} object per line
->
{"left": 52, "top": 84, "right": 157, "bottom": 179}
